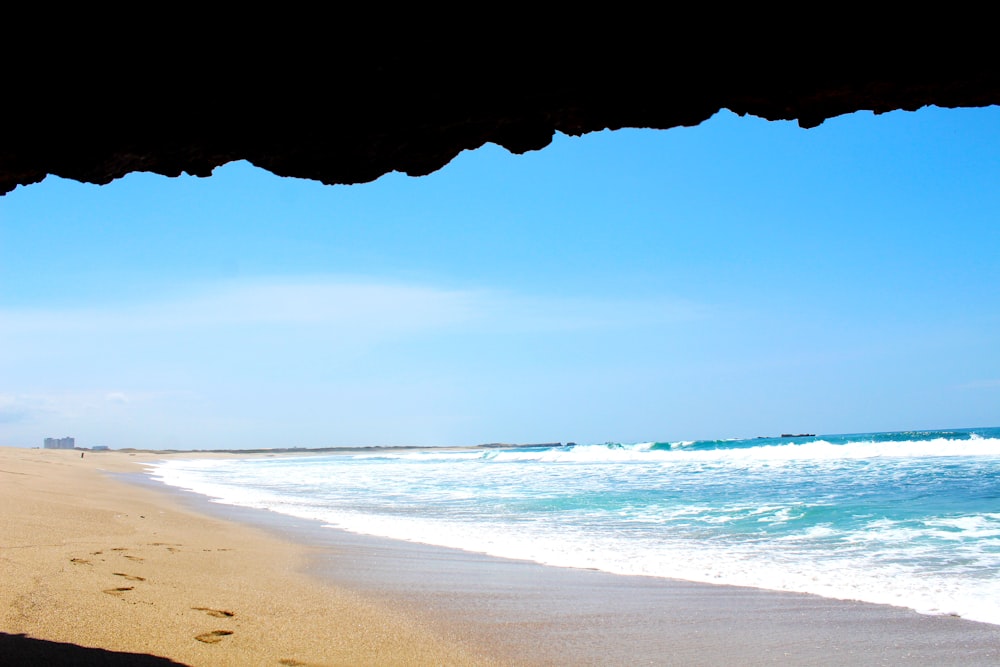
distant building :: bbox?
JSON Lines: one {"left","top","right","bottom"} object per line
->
{"left": 92, "top": 445, "right": 109, "bottom": 451}
{"left": 43, "top": 436, "right": 76, "bottom": 449}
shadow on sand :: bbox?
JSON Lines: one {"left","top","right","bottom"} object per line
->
{"left": 0, "top": 633, "right": 188, "bottom": 666}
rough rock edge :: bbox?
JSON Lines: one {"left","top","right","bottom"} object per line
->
{"left": 3, "top": 66, "right": 999, "bottom": 196}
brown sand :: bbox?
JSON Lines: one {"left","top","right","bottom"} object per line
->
{"left": 0, "top": 447, "right": 489, "bottom": 666}
{"left": 3, "top": 446, "right": 999, "bottom": 666}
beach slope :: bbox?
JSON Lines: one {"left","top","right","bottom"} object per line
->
{"left": 0, "top": 447, "right": 486, "bottom": 666}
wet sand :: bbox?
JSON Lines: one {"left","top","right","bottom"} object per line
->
{"left": 3, "top": 446, "right": 999, "bottom": 665}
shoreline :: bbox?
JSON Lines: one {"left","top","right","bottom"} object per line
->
{"left": 3, "top": 447, "right": 999, "bottom": 665}
{"left": 0, "top": 447, "right": 489, "bottom": 666}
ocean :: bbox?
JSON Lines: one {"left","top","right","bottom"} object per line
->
{"left": 147, "top": 427, "right": 1000, "bottom": 625}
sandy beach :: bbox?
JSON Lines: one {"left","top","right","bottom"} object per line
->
{"left": 2, "top": 446, "right": 999, "bottom": 666}
{"left": 0, "top": 447, "right": 486, "bottom": 666}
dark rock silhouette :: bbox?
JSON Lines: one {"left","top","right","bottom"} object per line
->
{"left": 3, "top": 45, "right": 999, "bottom": 195}
{"left": 0, "top": 633, "right": 188, "bottom": 667}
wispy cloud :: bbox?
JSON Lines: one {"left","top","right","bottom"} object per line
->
{"left": 958, "top": 379, "right": 1000, "bottom": 390}
{"left": 0, "top": 393, "right": 55, "bottom": 422}
{"left": 0, "top": 390, "right": 156, "bottom": 422}
{"left": 0, "top": 277, "right": 712, "bottom": 442}
{"left": 0, "top": 277, "right": 708, "bottom": 337}
{"left": 0, "top": 398, "right": 29, "bottom": 423}
{"left": 0, "top": 279, "right": 713, "bottom": 448}
{"left": 0, "top": 280, "right": 478, "bottom": 334}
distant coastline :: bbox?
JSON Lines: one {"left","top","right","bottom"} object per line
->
{"left": 103, "top": 442, "right": 567, "bottom": 455}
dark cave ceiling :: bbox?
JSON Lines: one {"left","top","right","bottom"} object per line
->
{"left": 3, "top": 57, "right": 998, "bottom": 196}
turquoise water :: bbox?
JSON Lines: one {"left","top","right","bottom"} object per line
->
{"left": 149, "top": 427, "right": 1000, "bottom": 624}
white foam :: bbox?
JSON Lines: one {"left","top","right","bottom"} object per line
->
{"left": 144, "top": 443, "right": 1000, "bottom": 627}
{"left": 461, "top": 437, "right": 1000, "bottom": 466}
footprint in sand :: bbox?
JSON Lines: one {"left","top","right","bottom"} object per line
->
{"left": 70, "top": 558, "right": 90, "bottom": 565}
{"left": 278, "top": 660, "right": 308, "bottom": 666}
{"left": 123, "top": 554, "right": 144, "bottom": 562}
{"left": 192, "top": 607, "right": 235, "bottom": 618}
{"left": 194, "top": 630, "right": 233, "bottom": 644}
{"left": 113, "top": 572, "right": 146, "bottom": 581}
{"left": 103, "top": 587, "right": 134, "bottom": 596}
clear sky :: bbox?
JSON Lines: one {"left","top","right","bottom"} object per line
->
{"left": 1, "top": 107, "right": 998, "bottom": 449}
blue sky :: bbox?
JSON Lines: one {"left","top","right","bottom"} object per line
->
{"left": 1, "top": 107, "right": 998, "bottom": 449}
